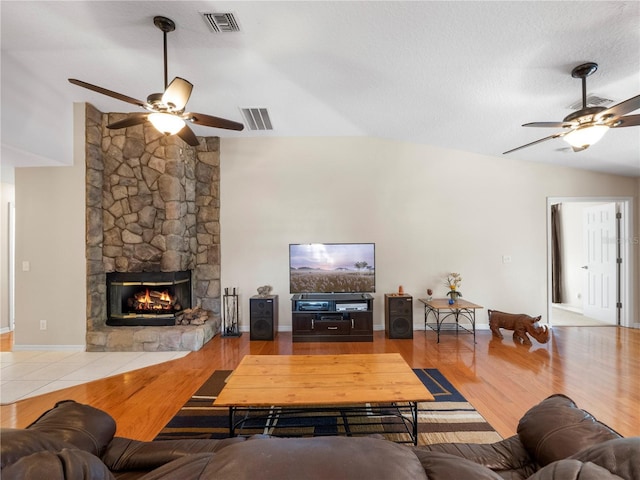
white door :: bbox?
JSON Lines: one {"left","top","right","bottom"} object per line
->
{"left": 582, "top": 203, "right": 617, "bottom": 324}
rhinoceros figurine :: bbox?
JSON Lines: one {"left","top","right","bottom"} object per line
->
{"left": 488, "top": 309, "right": 549, "bottom": 346}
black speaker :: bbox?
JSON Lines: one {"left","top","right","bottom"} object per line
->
{"left": 250, "top": 295, "right": 278, "bottom": 340}
{"left": 385, "top": 294, "right": 413, "bottom": 339}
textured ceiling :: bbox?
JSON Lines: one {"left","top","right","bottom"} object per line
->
{"left": 2, "top": 1, "right": 639, "bottom": 176}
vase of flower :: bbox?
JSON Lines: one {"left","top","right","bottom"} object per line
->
{"left": 445, "top": 273, "right": 462, "bottom": 304}
{"left": 448, "top": 290, "right": 460, "bottom": 304}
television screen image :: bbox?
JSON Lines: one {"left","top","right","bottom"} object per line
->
{"left": 289, "top": 243, "right": 375, "bottom": 293}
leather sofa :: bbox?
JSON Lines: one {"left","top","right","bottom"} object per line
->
{"left": 1, "top": 394, "right": 637, "bottom": 479}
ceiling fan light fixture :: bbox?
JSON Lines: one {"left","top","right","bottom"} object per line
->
{"left": 563, "top": 124, "right": 609, "bottom": 150}
{"left": 149, "top": 112, "right": 185, "bottom": 135}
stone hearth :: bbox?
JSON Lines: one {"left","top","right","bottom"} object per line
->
{"left": 83, "top": 104, "right": 221, "bottom": 351}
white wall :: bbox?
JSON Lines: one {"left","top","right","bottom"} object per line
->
{"left": 220, "top": 137, "right": 639, "bottom": 331}
{"left": 13, "top": 104, "right": 86, "bottom": 348}
{"left": 11, "top": 133, "right": 639, "bottom": 346}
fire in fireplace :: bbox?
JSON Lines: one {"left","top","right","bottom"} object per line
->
{"left": 106, "top": 271, "right": 192, "bottom": 326}
{"left": 130, "top": 288, "right": 180, "bottom": 313}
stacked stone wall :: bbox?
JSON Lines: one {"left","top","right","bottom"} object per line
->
{"left": 84, "top": 104, "right": 221, "bottom": 351}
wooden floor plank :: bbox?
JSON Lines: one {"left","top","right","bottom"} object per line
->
{"left": 1, "top": 327, "right": 639, "bottom": 441}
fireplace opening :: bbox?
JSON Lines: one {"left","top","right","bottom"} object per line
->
{"left": 106, "top": 271, "right": 192, "bottom": 326}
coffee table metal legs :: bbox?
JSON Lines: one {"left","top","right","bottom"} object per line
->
{"left": 227, "top": 402, "right": 420, "bottom": 445}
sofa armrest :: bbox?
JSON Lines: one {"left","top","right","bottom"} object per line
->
{"left": 102, "top": 436, "right": 249, "bottom": 472}
{"left": 412, "top": 435, "right": 537, "bottom": 478}
{"left": 517, "top": 394, "right": 621, "bottom": 467}
{"left": 568, "top": 437, "right": 640, "bottom": 480}
{"left": 27, "top": 400, "right": 116, "bottom": 457}
{"left": 1, "top": 448, "right": 115, "bottom": 480}
{"left": 1, "top": 428, "right": 76, "bottom": 470}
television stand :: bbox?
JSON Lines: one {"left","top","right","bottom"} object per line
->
{"left": 291, "top": 293, "right": 374, "bottom": 342}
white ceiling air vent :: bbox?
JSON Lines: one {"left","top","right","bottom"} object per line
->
{"left": 202, "top": 13, "right": 240, "bottom": 33}
{"left": 240, "top": 108, "right": 273, "bottom": 131}
{"left": 567, "top": 94, "right": 614, "bottom": 110}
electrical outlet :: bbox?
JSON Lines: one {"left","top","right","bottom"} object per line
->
{"left": 502, "top": 255, "right": 512, "bottom": 264}
{"left": 40, "top": 320, "right": 47, "bottom": 330}
{"left": 22, "top": 261, "right": 30, "bottom": 271}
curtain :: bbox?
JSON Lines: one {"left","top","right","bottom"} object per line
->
{"left": 551, "top": 204, "right": 563, "bottom": 304}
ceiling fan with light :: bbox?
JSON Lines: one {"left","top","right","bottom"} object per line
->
{"left": 69, "top": 16, "right": 244, "bottom": 146}
{"left": 504, "top": 62, "right": 640, "bottom": 154}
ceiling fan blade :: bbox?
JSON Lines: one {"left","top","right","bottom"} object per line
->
{"left": 69, "top": 79, "right": 146, "bottom": 107}
{"left": 162, "top": 77, "right": 193, "bottom": 110}
{"left": 598, "top": 94, "right": 640, "bottom": 119}
{"left": 176, "top": 124, "right": 200, "bottom": 146}
{"left": 187, "top": 112, "right": 244, "bottom": 131}
{"left": 610, "top": 114, "right": 640, "bottom": 128}
{"left": 523, "top": 121, "right": 575, "bottom": 128}
{"left": 107, "top": 112, "right": 149, "bottom": 130}
{"left": 503, "top": 131, "right": 567, "bottom": 155}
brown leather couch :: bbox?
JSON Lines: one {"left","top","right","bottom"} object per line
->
{"left": 1, "top": 394, "right": 638, "bottom": 479}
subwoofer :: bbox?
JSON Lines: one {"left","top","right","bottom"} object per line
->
{"left": 250, "top": 295, "right": 278, "bottom": 340}
{"left": 385, "top": 294, "right": 413, "bottom": 339}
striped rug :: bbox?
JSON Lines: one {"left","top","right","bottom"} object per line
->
{"left": 154, "top": 368, "right": 502, "bottom": 445}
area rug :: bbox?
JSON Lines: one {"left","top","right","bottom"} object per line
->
{"left": 154, "top": 368, "right": 502, "bottom": 445}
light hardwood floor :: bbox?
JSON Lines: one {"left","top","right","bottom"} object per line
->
{"left": 1, "top": 327, "right": 639, "bottom": 441}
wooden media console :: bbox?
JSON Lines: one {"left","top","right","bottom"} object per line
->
{"left": 291, "top": 293, "right": 374, "bottom": 342}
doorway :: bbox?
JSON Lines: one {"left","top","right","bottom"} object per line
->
{"left": 547, "top": 197, "right": 634, "bottom": 328}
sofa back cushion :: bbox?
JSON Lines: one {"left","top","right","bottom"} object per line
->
{"left": 517, "top": 394, "right": 621, "bottom": 467}
{"left": 27, "top": 400, "right": 116, "bottom": 457}
{"left": 182, "top": 435, "right": 429, "bottom": 480}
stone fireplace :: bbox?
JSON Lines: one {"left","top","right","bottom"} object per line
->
{"left": 83, "top": 104, "right": 221, "bottom": 351}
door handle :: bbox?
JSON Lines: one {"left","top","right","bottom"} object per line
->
{"left": 581, "top": 265, "right": 588, "bottom": 270}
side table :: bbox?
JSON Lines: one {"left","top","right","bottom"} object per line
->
{"left": 418, "top": 298, "right": 483, "bottom": 343}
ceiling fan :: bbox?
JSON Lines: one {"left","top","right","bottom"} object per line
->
{"left": 69, "top": 16, "right": 244, "bottom": 147}
{"left": 504, "top": 62, "right": 640, "bottom": 154}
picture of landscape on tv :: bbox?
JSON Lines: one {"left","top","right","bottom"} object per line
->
{"left": 289, "top": 243, "right": 375, "bottom": 293}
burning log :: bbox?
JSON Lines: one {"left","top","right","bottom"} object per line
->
{"left": 129, "top": 288, "right": 178, "bottom": 311}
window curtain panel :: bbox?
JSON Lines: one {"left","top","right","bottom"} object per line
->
{"left": 551, "top": 204, "right": 563, "bottom": 304}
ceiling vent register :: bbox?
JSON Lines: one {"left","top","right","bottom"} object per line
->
{"left": 202, "top": 13, "right": 240, "bottom": 33}
{"left": 567, "top": 94, "right": 613, "bottom": 111}
{"left": 241, "top": 108, "right": 273, "bottom": 131}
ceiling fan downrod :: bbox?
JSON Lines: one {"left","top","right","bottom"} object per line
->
{"left": 571, "top": 62, "right": 598, "bottom": 111}
{"left": 153, "top": 16, "right": 176, "bottom": 90}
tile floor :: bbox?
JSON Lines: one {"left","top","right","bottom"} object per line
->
{"left": 550, "top": 306, "right": 611, "bottom": 326}
{"left": 0, "top": 350, "right": 189, "bottom": 405}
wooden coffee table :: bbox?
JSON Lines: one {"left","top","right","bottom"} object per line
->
{"left": 213, "top": 353, "right": 434, "bottom": 445}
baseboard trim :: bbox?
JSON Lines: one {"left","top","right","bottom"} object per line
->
{"left": 12, "top": 344, "right": 85, "bottom": 352}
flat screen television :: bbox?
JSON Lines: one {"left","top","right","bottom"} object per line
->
{"left": 289, "top": 243, "right": 375, "bottom": 293}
